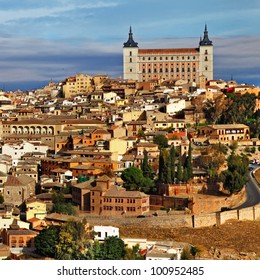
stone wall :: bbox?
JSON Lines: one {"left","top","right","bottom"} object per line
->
{"left": 219, "top": 210, "right": 238, "bottom": 225}
{"left": 80, "top": 204, "right": 260, "bottom": 229}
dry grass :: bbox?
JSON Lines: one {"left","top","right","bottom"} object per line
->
{"left": 119, "top": 220, "right": 260, "bottom": 259}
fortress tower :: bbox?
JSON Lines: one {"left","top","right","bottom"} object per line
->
{"left": 123, "top": 25, "right": 213, "bottom": 84}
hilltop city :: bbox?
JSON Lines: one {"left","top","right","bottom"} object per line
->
{"left": 0, "top": 26, "right": 259, "bottom": 260}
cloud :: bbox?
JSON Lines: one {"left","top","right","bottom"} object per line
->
{"left": 0, "top": 34, "right": 260, "bottom": 87}
{"left": 0, "top": 1, "right": 119, "bottom": 24}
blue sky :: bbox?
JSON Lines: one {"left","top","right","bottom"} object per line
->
{"left": 0, "top": 0, "right": 260, "bottom": 91}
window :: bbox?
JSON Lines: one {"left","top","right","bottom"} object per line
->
{"left": 130, "top": 58, "right": 132, "bottom": 62}
{"left": 160, "top": 68, "right": 163, "bottom": 73}
{"left": 205, "top": 56, "right": 208, "bottom": 61}
{"left": 130, "top": 68, "right": 132, "bottom": 72}
{"left": 129, "top": 51, "right": 132, "bottom": 56}
{"left": 205, "top": 50, "right": 208, "bottom": 54}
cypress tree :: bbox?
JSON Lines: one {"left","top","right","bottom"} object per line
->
{"left": 141, "top": 149, "right": 154, "bottom": 179}
{"left": 158, "top": 150, "right": 165, "bottom": 182}
{"left": 170, "top": 145, "right": 176, "bottom": 183}
{"left": 187, "top": 142, "right": 193, "bottom": 180}
{"left": 177, "top": 156, "right": 183, "bottom": 183}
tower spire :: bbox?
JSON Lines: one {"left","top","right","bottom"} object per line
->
{"left": 123, "top": 26, "right": 138, "bottom": 47}
{"left": 200, "top": 24, "right": 213, "bottom": 46}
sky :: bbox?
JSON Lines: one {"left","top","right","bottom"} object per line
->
{"left": 0, "top": 0, "right": 260, "bottom": 91}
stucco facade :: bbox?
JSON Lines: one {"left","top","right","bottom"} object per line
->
{"left": 123, "top": 25, "right": 213, "bottom": 84}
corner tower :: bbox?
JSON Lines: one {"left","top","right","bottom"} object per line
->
{"left": 123, "top": 26, "right": 139, "bottom": 80}
{"left": 199, "top": 24, "right": 213, "bottom": 82}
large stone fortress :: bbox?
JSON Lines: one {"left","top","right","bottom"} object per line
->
{"left": 123, "top": 25, "right": 213, "bottom": 84}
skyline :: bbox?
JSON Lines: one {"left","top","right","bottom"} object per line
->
{"left": 0, "top": 0, "right": 260, "bottom": 91}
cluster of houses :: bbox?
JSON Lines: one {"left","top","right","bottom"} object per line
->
{"left": 0, "top": 73, "right": 259, "bottom": 259}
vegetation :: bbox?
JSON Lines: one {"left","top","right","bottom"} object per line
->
{"left": 153, "top": 134, "right": 168, "bottom": 149}
{"left": 141, "top": 149, "right": 155, "bottom": 179}
{"left": 51, "top": 192, "right": 77, "bottom": 216}
{"left": 121, "top": 166, "right": 155, "bottom": 193}
{"left": 35, "top": 225, "right": 60, "bottom": 258}
{"left": 35, "top": 220, "right": 143, "bottom": 260}
{"left": 158, "top": 144, "right": 192, "bottom": 184}
{"left": 220, "top": 153, "right": 249, "bottom": 194}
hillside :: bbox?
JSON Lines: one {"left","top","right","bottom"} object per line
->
{"left": 119, "top": 219, "right": 260, "bottom": 260}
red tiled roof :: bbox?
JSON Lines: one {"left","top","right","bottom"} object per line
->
{"left": 139, "top": 48, "right": 199, "bottom": 54}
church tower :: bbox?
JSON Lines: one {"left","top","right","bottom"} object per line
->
{"left": 199, "top": 24, "right": 213, "bottom": 82}
{"left": 123, "top": 26, "right": 139, "bottom": 80}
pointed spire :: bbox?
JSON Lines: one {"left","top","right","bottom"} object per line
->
{"left": 200, "top": 24, "right": 213, "bottom": 46}
{"left": 124, "top": 26, "right": 138, "bottom": 48}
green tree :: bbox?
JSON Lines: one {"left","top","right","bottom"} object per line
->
{"left": 0, "top": 193, "right": 4, "bottom": 204}
{"left": 220, "top": 154, "right": 249, "bottom": 194}
{"left": 170, "top": 145, "right": 176, "bottom": 183}
{"left": 153, "top": 134, "right": 168, "bottom": 149}
{"left": 137, "top": 129, "right": 145, "bottom": 139}
{"left": 176, "top": 157, "right": 183, "bottom": 183}
{"left": 52, "top": 192, "right": 77, "bottom": 215}
{"left": 35, "top": 225, "right": 60, "bottom": 258}
{"left": 121, "top": 166, "right": 155, "bottom": 193}
{"left": 141, "top": 149, "right": 154, "bottom": 179}
{"left": 56, "top": 219, "right": 89, "bottom": 260}
{"left": 180, "top": 246, "right": 192, "bottom": 260}
{"left": 85, "top": 240, "right": 104, "bottom": 260}
{"left": 183, "top": 168, "right": 189, "bottom": 183}
{"left": 101, "top": 236, "right": 126, "bottom": 260}
{"left": 190, "top": 245, "right": 202, "bottom": 260}
{"left": 186, "top": 142, "right": 193, "bottom": 179}
{"left": 124, "top": 244, "right": 144, "bottom": 260}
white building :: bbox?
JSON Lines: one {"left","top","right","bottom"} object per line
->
{"left": 166, "top": 99, "right": 186, "bottom": 116}
{"left": 103, "top": 91, "right": 120, "bottom": 104}
{"left": 2, "top": 141, "right": 49, "bottom": 166}
{"left": 93, "top": 226, "right": 119, "bottom": 241}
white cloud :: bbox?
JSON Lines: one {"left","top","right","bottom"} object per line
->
{"left": 0, "top": 1, "right": 118, "bottom": 24}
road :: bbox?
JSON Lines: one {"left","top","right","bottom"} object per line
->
{"left": 233, "top": 167, "right": 260, "bottom": 209}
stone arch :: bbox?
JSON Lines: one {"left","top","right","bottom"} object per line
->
{"left": 36, "top": 126, "right": 41, "bottom": 134}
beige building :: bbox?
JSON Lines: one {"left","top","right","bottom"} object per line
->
{"left": 109, "top": 138, "right": 130, "bottom": 161}
{"left": 153, "top": 119, "right": 185, "bottom": 131}
{"left": 62, "top": 74, "right": 94, "bottom": 98}
{"left": 25, "top": 199, "right": 48, "bottom": 221}
{"left": 123, "top": 25, "right": 213, "bottom": 84}
{"left": 197, "top": 124, "right": 250, "bottom": 144}
{"left": 3, "top": 175, "right": 36, "bottom": 207}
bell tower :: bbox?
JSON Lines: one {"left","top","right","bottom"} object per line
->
{"left": 123, "top": 26, "right": 139, "bottom": 80}
{"left": 199, "top": 24, "right": 213, "bottom": 82}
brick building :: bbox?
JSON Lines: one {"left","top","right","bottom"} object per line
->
{"left": 72, "top": 175, "right": 149, "bottom": 216}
